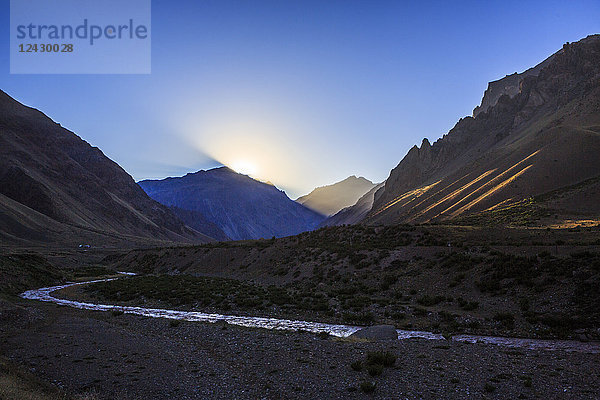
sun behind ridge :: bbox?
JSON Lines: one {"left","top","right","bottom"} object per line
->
{"left": 231, "top": 160, "right": 258, "bottom": 177}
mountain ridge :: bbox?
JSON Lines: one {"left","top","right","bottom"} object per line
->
{"left": 296, "top": 176, "right": 376, "bottom": 216}
{"left": 366, "top": 34, "right": 600, "bottom": 225}
{"left": 0, "top": 89, "right": 210, "bottom": 247}
{"left": 320, "top": 182, "right": 385, "bottom": 227}
{"left": 139, "top": 167, "right": 325, "bottom": 240}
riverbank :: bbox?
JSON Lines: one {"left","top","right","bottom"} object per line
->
{"left": 26, "top": 278, "right": 600, "bottom": 354}
{"left": 2, "top": 297, "right": 599, "bottom": 399}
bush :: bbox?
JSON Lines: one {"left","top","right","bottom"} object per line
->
{"left": 316, "top": 331, "right": 330, "bottom": 340}
{"left": 366, "top": 351, "right": 396, "bottom": 367}
{"left": 350, "top": 360, "right": 363, "bottom": 371}
{"left": 493, "top": 312, "right": 515, "bottom": 329}
{"left": 360, "top": 381, "right": 376, "bottom": 394}
{"left": 391, "top": 312, "right": 406, "bottom": 321}
{"left": 417, "top": 295, "right": 445, "bottom": 306}
{"left": 484, "top": 383, "right": 496, "bottom": 393}
{"left": 519, "top": 298, "right": 530, "bottom": 312}
{"left": 342, "top": 312, "right": 375, "bottom": 325}
{"left": 380, "top": 274, "right": 398, "bottom": 290}
{"left": 457, "top": 298, "right": 479, "bottom": 311}
{"left": 367, "top": 364, "right": 384, "bottom": 376}
{"left": 413, "top": 307, "right": 427, "bottom": 316}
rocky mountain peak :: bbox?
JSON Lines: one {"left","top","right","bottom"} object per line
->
{"left": 368, "top": 34, "right": 600, "bottom": 224}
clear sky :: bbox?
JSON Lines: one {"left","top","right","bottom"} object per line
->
{"left": 1, "top": 0, "right": 599, "bottom": 198}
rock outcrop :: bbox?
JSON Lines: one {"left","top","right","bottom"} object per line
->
{"left": 367, "top": 35, "right": 600, "bottom": 225}
{"left": 349, "top": 325, "right": 398, "bottom": 341}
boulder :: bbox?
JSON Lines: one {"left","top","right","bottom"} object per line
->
{"left": 349, "top": 325, "right": 398, "bottom": 340}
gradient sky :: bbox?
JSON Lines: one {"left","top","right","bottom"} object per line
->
{"left": 1, "top": 0, "right": 599, "bottom": 198}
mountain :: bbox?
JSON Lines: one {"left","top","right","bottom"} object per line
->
{"left": 139, "top": 167, "right": 325, "bottom": 240}
{"left": 321, "top": 182, "right": 384, "bottom": 226}
{"left": 168, "top": 206, "right": 230, "bottom": 242}
{"left": 366, "top": 35, "right": 600, "bottom": 225}
{"left": 0, "top": 90, "right": 209, "bottom": 247}
{"left": 472, "top": 54, "right": 555, "bottom": 117}
{"left": 296, "top": 176, "right": 376, "bottom": 216}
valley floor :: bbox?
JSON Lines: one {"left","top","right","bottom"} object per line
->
{"left": 1, "top": 299, "right": 599, "bottom": 400}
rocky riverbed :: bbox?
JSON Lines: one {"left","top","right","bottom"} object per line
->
{"left": 1, "top": 296, "right": 599, "bottom": 399}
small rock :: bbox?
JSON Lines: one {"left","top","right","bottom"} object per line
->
{"left": 349, "top": 325, "right": 398, "bottom": 340}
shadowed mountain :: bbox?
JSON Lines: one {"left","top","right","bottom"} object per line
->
{"left": 168, "top": 206, "right": 230, "bottom": 242}
{"left": 321, "top": 182, "right": 384, "bottom": 226}
{"left": 0, "top": 90, "right": 210, "bottom": 247}
{"left": 139, "top": 167, "right": 325, "bottom": 240}
{"left": 296, "top": 176, "right": 376, "bottom": 216}
{"left": 366, "top": 35, "right": 600, "bottom": 225}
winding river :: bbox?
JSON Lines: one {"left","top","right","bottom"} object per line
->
{"left": 20, "top": 275, "right": 600, "bottom": 354}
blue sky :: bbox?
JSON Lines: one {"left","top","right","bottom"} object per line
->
{"left": 1, "top": 0, "right": 599, "bottom": 198}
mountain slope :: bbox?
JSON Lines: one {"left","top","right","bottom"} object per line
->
{"left": 139, "top": 167, "right": 325, "bottom": 240}
{"left": 366, "top": 35, "right": 600, "bottom": 225}
{"left": 0, "top": 90, "right": 209, "bottom": 246}
{"left": 296, "top": 176, "right": 376, "bottom": 216}
{"left": 321, "top": 182, "right": 384, "bottom": 226}
{"left": 169, "top": 206, "right": 231, "bottom": 242}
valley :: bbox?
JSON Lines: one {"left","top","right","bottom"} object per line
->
{"left": 2, "top": 227, "right": 600, "bottom": 399}
{"left": 1, "top": 27, "right": 599, "bottom": 400}
{"left": 68, "top": 224, "right": 600, "bottom": 341}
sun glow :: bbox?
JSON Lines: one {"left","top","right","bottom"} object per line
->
{"left": 231, "top": 160, "right": 258, "bottom": 176}
{"left": 175, "top": 98, "right": 350, "bottom": 198}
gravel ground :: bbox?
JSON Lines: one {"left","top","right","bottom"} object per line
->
{"left": 1, "top": 300, "right": 599, "bottom": 400}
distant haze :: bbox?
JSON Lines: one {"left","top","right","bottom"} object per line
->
{"left": 297, "top": 176, "right": 376, "bottom": 216}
